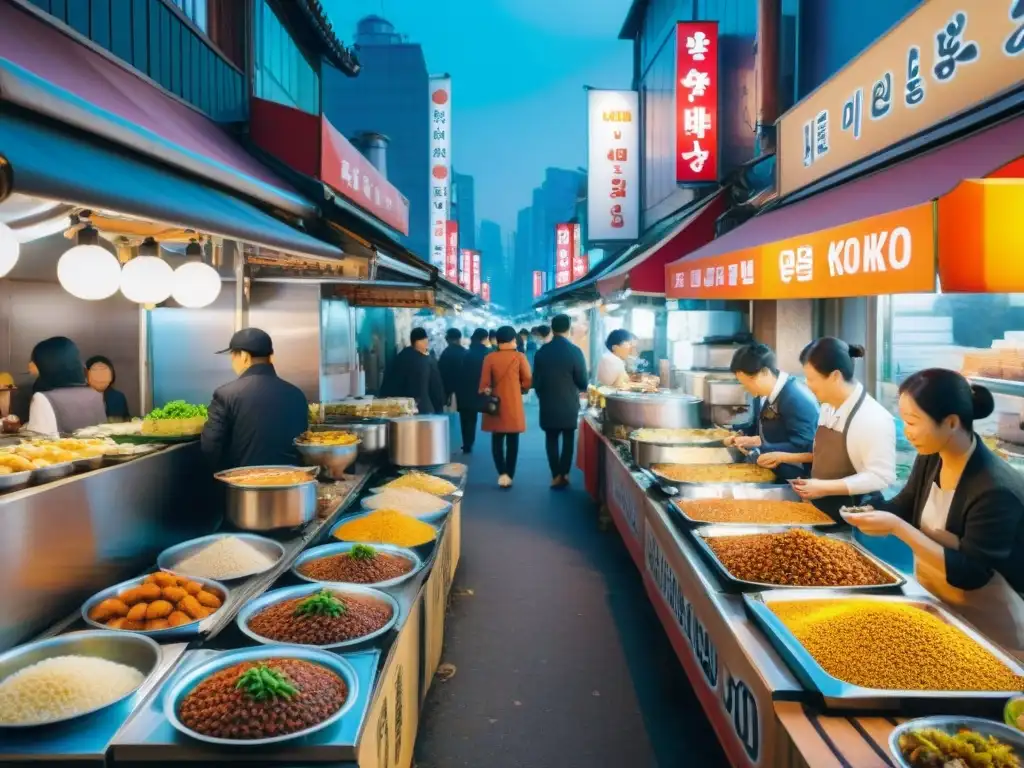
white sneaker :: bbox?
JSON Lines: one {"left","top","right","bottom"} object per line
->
{"left": 498, "top": 474, "right": 511, "bottom": 488}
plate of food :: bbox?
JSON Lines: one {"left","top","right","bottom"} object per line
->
{"left": 82, "top": 573, "right": 228, "bottom": 638}
{"left": 890, "top": 716, "right": 1023, "bottom": 768}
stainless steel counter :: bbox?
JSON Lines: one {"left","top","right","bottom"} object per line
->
{"left": 0, "top": 444, "right": 218, "bottom": 651}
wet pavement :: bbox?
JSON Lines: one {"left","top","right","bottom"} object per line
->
{"left": 414, "top": 414, "right": 729, "bottom": 768}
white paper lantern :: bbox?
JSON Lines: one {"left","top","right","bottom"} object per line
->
{"left": 120, "top": 255, "right": 174, "bottom": 304}
{"left": 171, "top": 260, "right": 222, "bottom": 308}
{"left": 57, "top": 243, "right": 122, "bottom": 300}
{"left": 0, "top": 221, "right": 19, "bottom": 278}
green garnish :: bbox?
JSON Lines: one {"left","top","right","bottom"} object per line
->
{"left": 294, "top": 589, "right": 347, "bottom": 618}
{"left": 235, "top": 664, "right": 299, "bottom": 701}
{"left": 349, "top": 544, "right": 377, "bottom": 561}
{"left": 145, "top": 400, "right": 208, "bottom": 420}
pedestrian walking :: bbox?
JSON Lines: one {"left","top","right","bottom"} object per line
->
{"left": 532, "top": 314, "right": 588, "bottom": 489}
{"left": 380, "top": 327, "right": 445, "bottom": 414}
{"left": 456, "top": 328, "right": 490, "bottom": 453}
{"left": 438, "top": 328, "right": 467, "bottom": 409}
{"left": 479, "top": 326, "right": 532, "bottom": 489}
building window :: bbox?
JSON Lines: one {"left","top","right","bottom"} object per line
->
{"left": 168, "top": 0, "right": 208, "bottom": 32}
{"left": 253, "top": 0, "right": 320, "bottom": 115}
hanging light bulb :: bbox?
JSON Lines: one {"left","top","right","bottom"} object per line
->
{"left": 57, "top": 216, "right": 121, "bottom": 300}
{"left": 171, "top": 238, "right": 222, "bottom": 308}
{"left": 120, "top": 237, "right": 173, "bottom": 305}
{"left": 0, "top": 221, "right": 19, "bottom": 278}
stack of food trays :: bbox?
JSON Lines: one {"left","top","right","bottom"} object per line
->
{"left": 630, "top": 427, "right": 743, "bottom": 468}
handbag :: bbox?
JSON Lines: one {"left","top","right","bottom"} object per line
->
{"left": 477, "top": 356, "right": 519, "bottom": 415}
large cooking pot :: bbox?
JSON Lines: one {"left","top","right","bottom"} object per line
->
{"left": 345, "top": 420, "right": 388, "bottom": 454}
{"left": 388, "top": 415, "right": 450, "bottom": 467}
{"left": 214, "top": 465, "right": 319, "bottom": 531}
{"left": 604, "top": 391, "right": 703, "bottom": 430}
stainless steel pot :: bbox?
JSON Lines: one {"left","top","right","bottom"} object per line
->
{"left": 631, "top": 440, "right": 742, "bottom": 468}
{"left": 604, "top": 391, "right": 703, "bottom": 430}
{"left": 214, "top": 465, "right": 319, "bottom": 531}
{"left": 707, "top": 379, "right": 750, "bottom": 407}
{"left": 346, "top": 420, "right": 388, "bottom": 454}
{"left": 388, "top": 416, "right": 450, "bottom": 467}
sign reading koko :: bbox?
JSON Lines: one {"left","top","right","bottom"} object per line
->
{"left": 667, "top": 202, "right": 936, "bottom": 300}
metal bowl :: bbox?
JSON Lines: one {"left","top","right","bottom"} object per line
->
{"left": 292, "top": 542, "right": 424, "bottom": 590}
{"left": 0, "top": 469, "right": 31, "bottom": 493}
{"left": 236, "top": 583, "right": 400, "bottom": 650}
{"left": 163, "top": 645, "right": 359, "bottom": 746}
{"left": 360, "top": 494, "right": 451, "bottom": 523}
{"left": 889, "top": 716, "right": 1024, "bottom": 768}
{"left": 72, "top": 455, "right": 105, "bottom": 472}
{"left": 0, "top": 630, "right": 161, "bottom": 728}
{"left": 293, "top": 440, "right": 360, "bottom": 480}
{"left": 214, "top": 466, "right": 319, "bottom": 531}
{"left": 82, "top": 574, "right": 229, "bottom": 639}
{"left": 157, "top": 533, "right": 285, "bottom": 581}
{"left": 30, "top": 461, "right": 74, "bottom": 484}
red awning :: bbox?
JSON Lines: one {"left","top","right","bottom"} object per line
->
{"left": 0, "top": 2, "right": 310, "bottom": 217}
{"left": 599, "top": 191, "right": 725, "bottom": 297}
{"left": 665, "top": 114, "right": 1024, "bottom": 290}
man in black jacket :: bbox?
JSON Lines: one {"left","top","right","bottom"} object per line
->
{"left": 455, "top": 328, "right": 490, "bottom": 453}
{"left": 532, "top": 314, "right": 588, "bottom": 488}
{"left": 200, "top": 328, "right": 308, "bottom": 471}
{"left": 380, "top": 327, "right": 445, "bottom": 414}
{"left": 437, "top": 328, "right": 467, "bottom": 409}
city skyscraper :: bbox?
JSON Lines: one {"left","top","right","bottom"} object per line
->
{"left": 477, "top": 218, "right": 505, "bottom": 306}
{"left": 452, "top": 170, "right": 476, "bottom": 252}
{"left": 322, "top": 16, "right": 429, "bottom": 260}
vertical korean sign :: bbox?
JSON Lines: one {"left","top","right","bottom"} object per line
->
{"left": 571, "top": 223, "right": 588, "bottom": 281}
{"left": 471, "top": 251, "right": 482, "bottom": 295}
{"left": 533, "top": 271, "right": 545, "bottom": 298}
{"left": 429, "top": 76, "right": 452, "bottom": 269}
{"left": 555, "top": 223, "right": 573, "bottom": 288}
{"left": 481, "top": 282, "right": 491, "bottom": 302}
{"left": 676, "top": 22, "right": 719, "bottom": 183}
{"left": 444, "top": 221, "right": 459, "bottom": 281}
{"left": 459, "top": 248, "right": 471, "bottom": 290}
{"left": 587, "top": 90, "right": 639, "bottom": 242}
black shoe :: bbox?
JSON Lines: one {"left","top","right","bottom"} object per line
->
{"left": 462, "top": 446, "right": 473, "bottom": 454}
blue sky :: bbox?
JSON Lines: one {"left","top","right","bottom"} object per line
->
{"left": 326, "top": 0, "right": 634, "bottom": 235}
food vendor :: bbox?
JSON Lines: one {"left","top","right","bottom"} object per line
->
{"left": 85, "top": 355, "right": 131, "bottom": 422}
{"left": 596, "top": 329, "right": 635, "bottom": 388}
{"left": 200, "top": 328, "right": 308, "bottom": 470}
{"left": 25, "top": 336, "right": 106, "bottom": 436}
{"left": 759, "top": 337, "right": 896, "bottom": 518}
{"left": 844, "top": 369, "right": 1024, "bottom": 656}
{"left": 723, "top": 343, "right": 819, "bottom": 481}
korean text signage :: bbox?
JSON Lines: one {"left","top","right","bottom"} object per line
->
{"left": 429, "top": 76, "right": 452, "bottom": 268}
{"left": 471, "top": 251, "right": 482, "bottom": 295}
{"left": 676, "top": 22, "right": 720, "bottom": 183}
{"left": 778, "top": 0, "right": 1024, "bottom": 198}
{"left": 587, "top": 90, "right": 640, "bottom": 241}
{"left": 604, "top": 450, "right": 645, "bottom": 566}
{"left": 444, "top": 221, "right": 459, "bottom": 282}
{"left": 667, "top": 203, "right": 936, "bottom": 300}
{"left": 321, "top": 119, "right": 410, "bottom": 236}
{"left": 555, "top": 222, "right": 573, "bottom": 288}
{"left": 481, "top": 282, "right": 491, "bottom": 302}
{"left": 571, "top": 224, "right": 588, "bottom": 281}
{"left": 459, "top": 248, "right": 472, "bottom": 290}
{"left": 532, "top": 271, "right": 545, "bottom": 298}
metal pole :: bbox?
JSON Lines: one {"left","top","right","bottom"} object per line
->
{"left": 233, "top": 240, "right": 249, "bottom": 331}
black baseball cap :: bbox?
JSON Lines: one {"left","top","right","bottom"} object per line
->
{"left": 217, "top": 328, "right": 274, "bottom": 356}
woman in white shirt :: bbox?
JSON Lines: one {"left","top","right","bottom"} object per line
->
{"left": 759, "top": 337, "right": 896, "bottom": 520}
{"left": 595, "top": 329, "right": 634, "bottom": 388}
{"left": 25, "top": 337, "right": 106, "bottom": 437}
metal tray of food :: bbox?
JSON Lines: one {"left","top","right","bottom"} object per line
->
{"left": 669, "top": 492, "right": 839, "bottom": 529}
{"left": 742, "top": 590, "right": 1024, "bottom": 711}
{"left": 629, "top": 427, "right": 735, "bottom": 447}
{"left": 30, "top": 460, "right": 75, "bottom": 484}
{"left": 691, "top": 526, "right": 906, "bottom": 593}
{"left": 631, "top": 439, "right": 742, "bottom": 468}
{"left": 0, "top": 469, "right": 31, "bottom": 493}
{"left": 889, "top": 715, "right": 1024, "bottom": 768}
{"left": 649, "top": 463, "right": 778, "bottom": 488}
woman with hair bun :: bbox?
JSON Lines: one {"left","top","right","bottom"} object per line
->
{"left": 758, "top": 337, "right": 896, "bottom": 518}
{"left": 844, "top": 369, "right": 1024, "bottom": 656}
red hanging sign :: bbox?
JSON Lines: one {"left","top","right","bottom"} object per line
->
{"left": 444, "top": 221, "right": 459, "bottom": 281}
{"left": 481, "top": 282, "right": 491, "bottom": 302}
{"left": 555, "top": 222, "right": 573, "bottom": 287}
{"left": 459, "top": 249, "right": 472, "bottom": 289}
{"left": 471, "top": 251, "right": 482, "bottom": 294}
{"left": 675, "top": 22, "right": 719, "bottom": 183}
{"left": 533, "top": 271, "right": 545, "bottom": 298}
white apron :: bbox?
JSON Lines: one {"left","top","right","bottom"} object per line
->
{"left": 917, "top": 482, "right": 1024, "bottom": 660}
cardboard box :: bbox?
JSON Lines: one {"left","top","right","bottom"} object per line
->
{"left": 421, "top": 518, "right": 453, "bottom": 698}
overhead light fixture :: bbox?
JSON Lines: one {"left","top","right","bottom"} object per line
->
{"left": 56, "top": 215, "right": 121, "bottom": 300}
{"left": 0, "top": 221, "right": 19, "bottom": 278}
{"left": 171, "top": 238, "right": 222, "bottom": 308}
{"left": 120, "top": 236, "right": 173, "bottom": 305}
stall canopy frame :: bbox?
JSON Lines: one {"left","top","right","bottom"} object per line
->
{"left": 665, "top": 114, "right": 1024, "bottom": 301}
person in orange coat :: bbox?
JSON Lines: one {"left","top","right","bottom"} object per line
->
{"left": 479, "top": 325, "right": 533, "bottom": 489}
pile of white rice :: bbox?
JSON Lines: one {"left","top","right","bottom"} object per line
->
{"left": 0, "top": 655, "right": 144, "bottom": 725}
{"left": 364, "top": 488, "right": 449, "bottom": 517}
{"left": 173, "top": 536, "right": 278, "bottom": 580}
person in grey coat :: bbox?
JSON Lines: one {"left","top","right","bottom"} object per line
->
{"left": 532, "top": 314, "right": 588, "bottom": 488}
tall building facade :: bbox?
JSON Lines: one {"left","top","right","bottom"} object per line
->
{"left": 452, "top": 171, "right": 476, "bottom": 251}
{"left": 477, "top": 219, "right": 505, "bottom": 306}
{"left": 323, "top": 15, "right": 429, "bottom": 259}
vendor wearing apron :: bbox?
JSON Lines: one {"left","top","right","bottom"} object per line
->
{"left": 724, "top": 343, "right": 819, "bottom": 482}
{"left": 844, "top": 369, "right": 1024, "bottom": 658}
{"left": 759, "top": 337, "right": 896, "bottom": 519}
